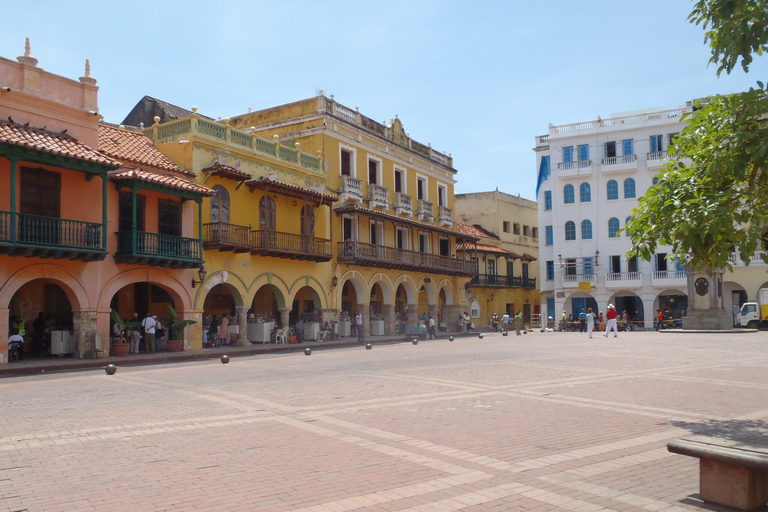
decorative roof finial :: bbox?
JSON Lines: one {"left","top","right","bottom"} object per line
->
{"left": 79, "top": 59, "right": 97, "bottom": 85}
{"left": 17, "top": 37, "right": 38, "bottom": 67}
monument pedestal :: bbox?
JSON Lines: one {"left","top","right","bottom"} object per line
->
{"left": 683, "top": 269, "right": 732, "bottom": 330}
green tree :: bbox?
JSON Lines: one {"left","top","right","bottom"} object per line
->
{"left": 625, "top": 0, "right": 768, "bottom": 271}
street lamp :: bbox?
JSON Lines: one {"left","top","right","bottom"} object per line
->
{"left": 191, "top": 266, "right": 207, "bottom": 288}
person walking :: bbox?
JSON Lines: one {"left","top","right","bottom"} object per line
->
{"left": 501, "top": 312, "right": 510, "bottom": 333}
{"left": 578, "top": 309, "right": 587, "bottom": 333}
{"left": 656, "top": 309, "right": 664, "bottom": 331}
{"left": 561, "top": 311, "right": 567, "bottom": 332}
{"left": 604, "top": 304, "right": 619, "bottom": 338}
{"left": 154, "top": 317, "right": 164, "bottom": 352}
{"left": 491, "top": 314, "right": 499, "bottom": 332}
{"left": 514, "top": 311, "right": 523, "bottom": 336}
{"left": 355, "top": 311, "right": 364, "bottom": 343}
{"left": 586, "top": 308, "right": 596, "bottom": 338}
{"left": 428, "top": 315, "right": 436, "bottom": 339}
{"left": 142, "top": 313, "right": 156, "bottom": 354}
{"left": 219, "top": 315, "right": 229, "bottom": 346}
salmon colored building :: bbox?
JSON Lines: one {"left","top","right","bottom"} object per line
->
{"left": 0, "top": 41, "right": 211, "bottom": 364}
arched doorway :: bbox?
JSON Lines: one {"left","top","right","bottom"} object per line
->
{"left": 110, "top": 281, "right": 178, "bottom": 353}
{"left": 609, "top": 292, "right": 644, "bottom": 330}
{"left": 292, "top": 285, "right": 322, "bottom": 341}
{"left": 9, "top": 279, "right": 73, "bottom": 358}
{"left": 656, "top": 291, "right": 688, "bottom": 321}
{"left": 369, "top": 282, "right": 385, "bottom": 335}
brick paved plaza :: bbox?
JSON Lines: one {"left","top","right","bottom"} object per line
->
{"left": 2, "top": 330, "right": 768, "bottom": 512}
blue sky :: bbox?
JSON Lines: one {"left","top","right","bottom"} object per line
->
{"left": 2, "top": 1, "right": 765, "bottom": 200}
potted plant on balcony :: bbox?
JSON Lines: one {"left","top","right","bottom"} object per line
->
{"left": 110, "top": 309, "right": 138, "bottom": 357}
{"left": 161, "top": 305, "right": 197, "bottom": 352}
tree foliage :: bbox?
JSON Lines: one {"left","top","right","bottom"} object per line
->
{"left": 625, "top": 0, "right": 768, "bottom": 272}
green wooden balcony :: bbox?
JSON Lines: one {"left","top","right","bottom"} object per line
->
{"left": 337, "top": 241, "right": 477, "bottom": 276}
{"left": 114, "top": 230, "right": 202, "bottom": 268}
{"left": 0, "top": 210, "right": 107, "bottom": 261}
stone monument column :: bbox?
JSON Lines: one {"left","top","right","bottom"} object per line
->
{"left": 682, "top": 269, "right": 733, "bottom": 330}
{"left": 235, "top": 306, "right": 250, "bottom": 346}
{"left": 278, "top": 308, "right": 291, "bottom": 331}
{"left": 383, "top": 304, "right": 394, "bottom": 335}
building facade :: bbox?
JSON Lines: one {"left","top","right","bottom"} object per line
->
{"left": 0, "top": 41, "right": 210, "bottom": 364}
{"left": 535, "top": 104, "right": 693, "bottom": 327}
{"left": 454, "top": 191, "right": 540, "bottom": 328}
{"left": 135, "top": 94, "right": 477, "bottom": 339}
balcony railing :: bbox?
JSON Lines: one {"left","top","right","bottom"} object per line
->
{"left": 647, "top": 151, "right": 668, "bottom": 162}
{"left": 339, "top": 175, "right": 363, "bottom": 202}
{"left": 653, "top": 270, "right": 686, "bottom": 279}
{"left": 367, "top": 183, "right": 389, "bottom": 209}
{"left": 115, "top": 231, "right": 202, "bottom": 268}
{"left": 338, "top": 241, "right": 476, "bottom": 276}
{"left": 606, "top": 272, "right": 641, "bottom": 281}
{"left": 252, "top": 230, "right": 331, "bottom": 261}
{"left": 203, "top": 222, "right": 252, "bottom": 252}
{"left": 394, "top": 192, "right": 413, "bottom": 215}
{"left": 601, "top": 155, "right": 637, "bottom": 165}
{"left": 557, "top": 160, "right": 591, "bottom": 170}
{"left": 0, "top": 211, "right": 106, "bottom": 260}
{"left": 729, "top": 250, "right": 768, "bottom": 266}
{"left": 417, "top": 199, "right": 433, "bottom": 220}
{"left": 438, "top": 206, "right": 453, "bottom": 226}
{"left": 469, "top": 274, "right": 537, "bottom": 289}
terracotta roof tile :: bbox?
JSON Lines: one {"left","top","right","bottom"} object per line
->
{"left": 246, "top": 176, "right": 338, "bottom": 206}
{"left": 202, "top": 161, "right": 252, "bottom": 181}
{"left": 456, "top": 241, "right": 519, "bottom": 257}
{"left": 98, "top": 124, "right": 193, "bottom": 176}
{"left": 521, "top": 253, "right": 537, "bottom": 262}
{"left": 0, "top": 118, "right": 119, "bottom": 167}
{"left": 109, "top": 167, "right": 213, "bottom": 196}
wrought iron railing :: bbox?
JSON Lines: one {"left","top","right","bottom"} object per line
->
{"left": 0, "top": 211, "right": 103, "bottom": 250}
{"left": 116, "top": 231, "right": 201, "bottom": 260}
{"left": 338, "top": 241, "right": 476, "bottom": 275}
{"left": 252, "top": 230, "right": 331, "bottom": 257}
{"left": 470, "top": 274, "right": 523, "bottom": 287}
{"left": 204, "top": 222, "right": 252, "bottom": 248}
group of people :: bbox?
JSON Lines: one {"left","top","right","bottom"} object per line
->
{"left": 205, "top": 314, "right": 231, "bottom": 348}
{"left": 495, "top": 312, "right": 524, "bottom": 335}
{"left": 113, "top": 312, "right": 166, "bottom": 354}
{"left": 564, "top": 304, "right": 621, "bottom": 338}
{"left": 7, "top": 312, "right": 57, "bottom": 361}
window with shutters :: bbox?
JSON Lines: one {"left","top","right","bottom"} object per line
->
{"left": 119, "top": 191, "right": 146, "bottom": 232}
{"left": 158, "top": 199, "right": 182, "bottom": 237}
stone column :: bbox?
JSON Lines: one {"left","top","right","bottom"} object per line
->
{"left": 383, "top": 304, "right": 394, "bottom": 335}
{"left": 235, "top": 306, "right": 250, "bottom": 346}
{"left": 642, "top": 298, "right": 655, "bottom": 330}
{"left": 278, "top": 308, "right": 292, "bottom": 331}
{"left": 406, "top": 303, "right": 418, "bottom": 329}
{"left": 0, "top": 307, "right": 9, "bottom": 364}
{"left": 72, "top": 310, "right": 98, "bottom": 359}
{"left": 443, "top": 304, "right": 461, "bottom": 332}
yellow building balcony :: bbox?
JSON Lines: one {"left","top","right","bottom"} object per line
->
{"left": 251, "top": 230, "right": 332, "bottom": 262}
{"left": 338, "top": 241, "right": 476, "bottom": 276}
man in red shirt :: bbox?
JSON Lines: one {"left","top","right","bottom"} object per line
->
{"left": 604, "top": 304, "right": 619, "bottom": 338}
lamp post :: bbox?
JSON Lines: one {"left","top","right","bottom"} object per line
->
{"left": 191, "top": 266, "right": 208, "bottom": 288}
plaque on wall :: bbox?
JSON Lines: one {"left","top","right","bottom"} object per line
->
{"left": 694, "top": 277, "right": 709, "bottom": 297}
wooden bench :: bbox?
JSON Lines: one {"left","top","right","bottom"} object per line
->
{"left": 667, "top": 435, "right": 768, "bottom": 510}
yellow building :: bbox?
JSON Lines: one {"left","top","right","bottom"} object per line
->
{"left": 454, "top": 191, "right": 541, "bottom": 328}
{"left": 142, "top": 94, "right": 474, "bottom": 337}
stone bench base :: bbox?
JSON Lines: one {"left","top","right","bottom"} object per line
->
{"left": 668, "top": 436, "right": 768, "bottom": 511}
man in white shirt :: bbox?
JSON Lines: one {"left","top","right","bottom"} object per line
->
{"left": 428, "top": 316, "right": 436, "bottom": 339}
{"left": 355, "top": 311, "right": 364, "bottom": 343}
{"left": 501, "top": 313, "right": 510, "bottom": 333}
{"left": 142, "top": 314, "right": 156, "bottom": 354}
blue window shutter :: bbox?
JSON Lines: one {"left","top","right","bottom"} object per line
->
{"left": 564, "top": 185, "right": 574, "bottom": 204}
{"left": 544, "top": 191, "right": 552, "bottom": 210}
{"left": 545, "top": 225, "right": 553, "bottom": 245}
{"left": 547, "top": 297, "right": 555, "bottom": 317}
{"left": 546, "top": 261, "right": 554, "bottom": 280}
{"left": 622, "top": 139, "right": 633, "bottom": 155}
{"left": 609, "top": 217, "right": 620, "bottom": 237}
{"left": 583, "top": 257, "right": 593, "bottom": 275}
{"left": 578, "top": 144, "right": 589, "bottom": 161}
{"left": 607, "top": 180, "right": 618, "bottom": 200}
{"left": 563, "top": 146, "right": 573, "bottom": 163}
{"left": 536, "top": 156, "right": 551, "bottom": 197}
{"left": 650, "top": 135, "right": 662, "bottom": 153}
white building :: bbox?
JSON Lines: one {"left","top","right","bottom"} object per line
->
{"left": 534, "top": 104, "right": 694, "bottom": 328}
